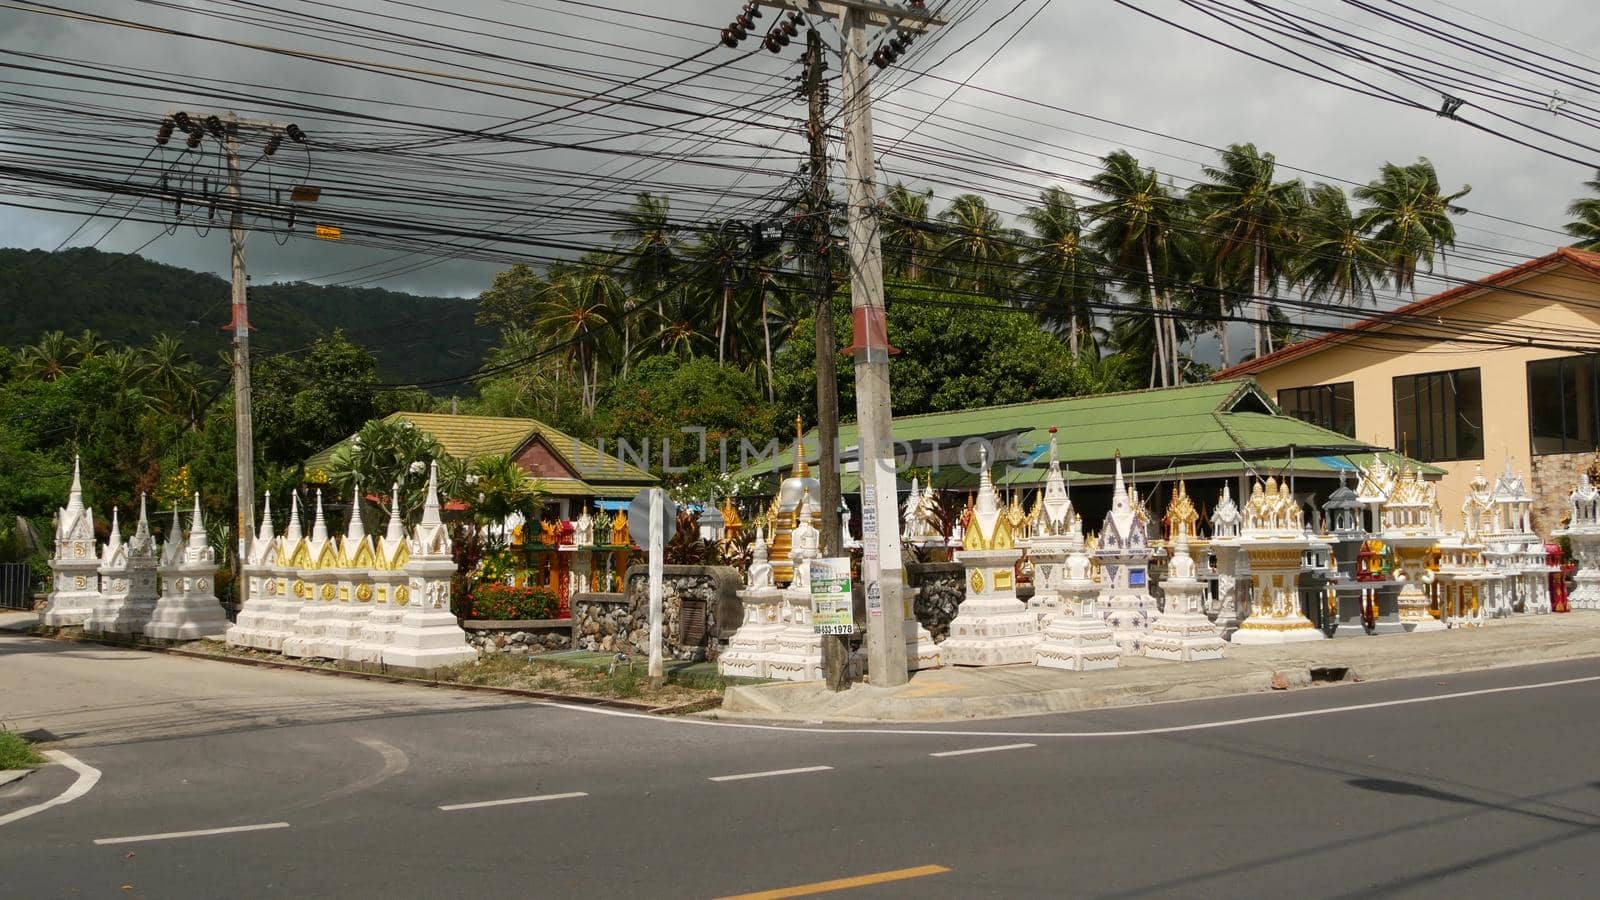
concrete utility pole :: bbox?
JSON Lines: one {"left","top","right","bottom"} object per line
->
{"left": 800, "top": 26, "right": 848, "bottom": 691}
{"left": 157, "top": 111, "right": 308, "bottom": 608}
{"left": 759, "top": 1, "right": 944, "bottom": 687}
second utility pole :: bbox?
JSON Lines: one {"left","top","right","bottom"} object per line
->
{"left": 802, "top": 26, "right": 847, "bottom": 691}
{"left": 222, "top": 114, "right": 256, "bottom": 606}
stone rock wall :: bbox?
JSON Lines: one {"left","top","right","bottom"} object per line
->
{"left": 572, "top": 565, "right": 742, "bottom": 661}
{"left": 907, "top": 561, "right": 964, "bottom": 643}
{"left": 1531, "top": 451, "right": 1595, "bottom": 535}
{"left": 464, "top": 622, "right": 573, "bottom": 654}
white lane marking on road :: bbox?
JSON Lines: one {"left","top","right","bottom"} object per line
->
{"left": 289, "top": 737, "right": 409, "bottom": 811}
{"left": 709, "top": 766, "right": 834, "bottom": 782}
{"left": 93, "top": 822, "right": 290, "bottom": 845}
{"left": 0, "top": 750, "right": 101, "bottom": 828}
{"left": 930, "top": 743, "right": 1036, "bottom": 758}
{"left": 438, "top": 792, "right": 588, "bottom": 812}
{"left": 534, "top": 674, "right": 1600, "bottom": 738}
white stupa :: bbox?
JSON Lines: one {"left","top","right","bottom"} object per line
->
{"left": 88, "top": 494, "right": 160, "bottom": 635}
{"left": 42, "top": 456, "right": 100, "bottom": 626}
{"left": 942, "top": 447, "right": 1040, "bottom": 666}
{"left": 353, "top": 482, "right": 413, "bottom": 663}
{"left": 383, "top": 461, "right": 476, "bottom": 670}
{"left": 144, "top": 493, "right": 230, "bottom": 640}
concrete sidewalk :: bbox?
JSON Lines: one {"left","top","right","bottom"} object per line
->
{"left": 717, "top": 612, "right": 1600, "bottom": 723}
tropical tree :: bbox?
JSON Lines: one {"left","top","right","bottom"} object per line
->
{"left": 1355, "top": 157, "right": 1470, "bottom": 298}
{"left": 139, "top": 334, "right": 210, "bottom": 427}
{"left": 1087, "top": 150, "right": 1185, "bottom": 387}
{"left": 14, "top": 330, "right": 85, "bottom": 381}
{"left": 1296, "top": 183, "right": 1386, "bottom": 309}
{"left": 612, "top": 192, "right": 682, "bottom": 341}
{"left": 1192, "top": 143, "right": 1305, "bottom": 362}
{"left": 1021, "top": 187, "right": 1108, "bottom": 356}
{"left": 324, "top": 418, "right": 446, "bottom": 520}
{"left": 937, "top": 193, "right": 1020, "bottom": 295}
{"left": 686, "top": 225, "right": 747, "bottom": 365}
{"left": 1564, "top": 169, "right": 1600, "bottom": 250}
{"left": 882, "top": 181, "right": 936, "bottom": 281}
{"left": 534, "top": 259, "right": 623, "bottom": 415}
{"left": 465, "top": 453, "right": 544, "bottom": 525}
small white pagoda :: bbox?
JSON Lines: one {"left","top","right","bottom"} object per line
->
{"left": 1094, "top": 454, "right": 1157, "bottom": 654}
{"left": 1233, "top": 478, "right": 1325, "bottom": 644}
{"left": 1145, "top": 532, "right": 1227, "bottom": 662}
{"left": 88, "top": 495, "right": 160, "bottom": 635}
{"left": 262, "top": 492, "right": 307, "bottom": 651}
{"left": 1024, "top": 428, "right": 1081, "bottom": 628}
{"left": 42, "top": 457, "right": 100, "bottom": 627}
{"left": 352, "top": 483, "right": 413, "bottom": 663}
{"left": 145, "top": 494, "right": 230, "bottom": 640}
{"left": 943, "top": 447, "right": 1040, "bottom": 666}
{"left": 283, "top": 491, "right": 341, "bottom": 658}
{"left": 1485, "top": 458, "right": 1551, "bottom": 615}
{"left": 1033, "top": 530, "right": 1120, "bottom": 672}
{"left": 719, "top": 525, "right": 786, "bottom": 680}
{"left": 383, "top": 461, "right": 476, "bottom": 670}
{"left": 1209, "top": 484, "right": 1246, "bottom": 639}
{"left": 319, "top": 485, "right": 378, "bottom": 661}
{"left": 226, "top": 494, "right": 284, "bottom": 650}
{"left": 1556, "top": 468, "right": 1600, "bottom": 610}
{"left": 1380, "top": 463, "right": 1445, "bottom": 632}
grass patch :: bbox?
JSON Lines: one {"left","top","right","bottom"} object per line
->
{"left": 0, "top": 730, "right": 45, "bottom": 770}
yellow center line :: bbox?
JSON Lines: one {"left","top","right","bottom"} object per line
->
{"left": 716, "top": 864, "right": 953, "bottom": 899}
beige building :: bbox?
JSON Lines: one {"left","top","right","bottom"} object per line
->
{"left": 1216, "top": 247, "right": 1600, "bottom": 534}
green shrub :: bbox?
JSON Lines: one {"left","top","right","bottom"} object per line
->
{"left": 0, "top": 730, "right": 44, "bottom": 769}
{"left": 466, "top": 583, "right": 560, "bottom": 621}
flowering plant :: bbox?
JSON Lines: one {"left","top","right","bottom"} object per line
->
{"left": 467, "top": 583, "right": 560, "bottom": 621}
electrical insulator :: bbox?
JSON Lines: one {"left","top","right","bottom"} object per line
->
{"left": 892, "top": 34, "right": 913, "bottom": 53}
{"left": 205, "top": 115, "right": 224, "bottom": 138}
{"left": 186, "top": 129, "right": 203, "bottom": 149}
{"left": 782, "top": 14, "right": 800, "bottom": 38}
{"left": 736, "top": 13, "right": 754, "bottom": 29}
{"left": 873, "top": 47, "right": 892, "bottom": 69}
{"left": 742, "top": 1, "right": 762, "bottom": 17}
{"left": 721, "top": 27, "right": 741, "bottom": 48}
{"left": 285, "top": 123, "right": 306, "bottom": 143}
{"left": 264, "top": 133, "right": 283, "bottom": 156}
{"left": 155, "top": 119, "right": 174, "bottom": 145}
{"left": 173, "top": 111, "right": 193, "bottom": 132}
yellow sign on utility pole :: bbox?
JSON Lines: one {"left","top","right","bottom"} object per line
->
{"left": 314, "top": 224, "right": 342, "bottom": 240}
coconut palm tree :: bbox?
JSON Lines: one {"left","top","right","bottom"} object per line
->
{"left": 1355, "top": 157, "right": 1470, "bottom": 298}
{"left": 535, "top": 261, "right": 622, "bottom": 415}
{"left": 1296, "top": 183, "right": 1386, "bottom": 309}
{"left": 1021, "top": 187, "right": 1108, "bottom": 357}
{"left": 15, "top": 330, "right": 81, "bottom": 381}
{"left": 882, "top": 181, "right": 936, "bottom": 282}
{"left": 138, "top": 334, "right": 209, "bottom": 427}
{"left": 1192, "top": 143, "right": 1305, "bottom": 362}
{"left": 1564, "top": 169, "right": 1600, "bottom": 250}
{"left": 937, "top": 193, "right": 1019, "bottom": 296}
{"left": 686, "top": 224, "right": 747, "bottom": 365}
{"left": 1087, "top": 151, "right": 1184, "bottom": 387}
{"left": 612, "top": 192, "right": 681, "bottom": 344}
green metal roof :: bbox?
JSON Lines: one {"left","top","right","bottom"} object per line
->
{"left": 737, "top": 379, "right": 1440, "bottom": 493}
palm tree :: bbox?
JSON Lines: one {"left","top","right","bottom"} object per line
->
{"left": 612, "top": 192, "right": 681, "bottom": 343}
{"left": 15, "top": 330, "right": 81, "bottom": 381}
{"left": 650, "top": 287, "right": 717, "bottom": 360}
{"left": 1355, "top": 157, "right": 1470, "bottom": 298}
{"left": 68, "top": 330, "right": 111, "bottom": 362}
{"left": 882, "top": 181, "right": 936, "bottom": 281}
{"left": 535, "top": 261, "right": 622, "bottom": 415}
{"left": 1087, "top": 151, "right": 1184, "bottom": 387}
{"left": 1021, "top": 187, "right": 1108, "bottom": 357}
{"left": 138, "top": 334, "right": 209, "bottom": 426}
{"left": 466, "top": 453, "right": 544, "bottom": 525}
{"left": 1296, "top": 183, "right": 1386, "bottom": 310}
{"left": 686, "top": 225, "right": 747, "bottom": 365}
{"left": 937, "top": 193, "right": 1019, "bottom": 296}
{"left": 1564, "top": 169, "right": 1600, "bottom": 250}
{"left": 1192, "top": 143, "right": 1305, "bottom": 362}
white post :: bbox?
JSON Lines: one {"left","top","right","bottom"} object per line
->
{"left": 648, "top": 487, "right": 665, "bottom": 683}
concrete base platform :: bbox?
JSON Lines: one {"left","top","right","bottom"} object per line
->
{"left": 717, "top": 612, "right": 1600, "bottom": 724}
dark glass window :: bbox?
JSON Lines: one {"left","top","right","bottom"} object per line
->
{"left": 1277, "top": 382, "right": 1356, "bottom": 438}
{"left": 1392, "top": 369, "right": 1484, "bottom": 462}
{"left": 1528, "top": 355, "right": 1598, "bottom": 455}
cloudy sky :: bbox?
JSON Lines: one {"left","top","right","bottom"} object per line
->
{"left": 2, "top": 0, "right": 1597, "bottom": 304}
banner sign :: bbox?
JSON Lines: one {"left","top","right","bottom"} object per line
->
{"left": 810, "top": 557, "right": 854, "bottom": 635}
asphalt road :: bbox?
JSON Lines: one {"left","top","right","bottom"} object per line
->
{"left": 3, "top": 630, "right": 1599, "bottom": 899}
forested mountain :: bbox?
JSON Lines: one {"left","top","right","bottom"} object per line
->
{"left": 0, "top": 247, "right": 492, "bottom": 388}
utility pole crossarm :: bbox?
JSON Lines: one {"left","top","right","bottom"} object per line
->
{"left": 755, "top": 0, "right": 947, "bottom": 30}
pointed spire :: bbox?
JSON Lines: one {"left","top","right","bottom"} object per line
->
{"left": 134, "top": 493, "right": 151, "bottom": 541}
{"left": 104, "top": 506, "right": 122, "bottom": 555}
{"left": 345, "top": 480, "right": 366, "bottom": 543}
{"left": 420, "top": 460, "right": 443, "bottom": 527}
{"left": 285, "top": 491, "right": 303, "bottom": 543}
{"left": 169, "top": 501, "right": 181, "bottom": 539}
{"left": 256, "top": 492, "right": 275, "bottom": 545}
{"left": 188, "top": 492, "right": 208, "bottom": 549}
{"left": 386, "top": 481, "right": 405, "bottom": 542}
{"left": 67, "top": 454, "right": 84, "bottom": 512}
{"left": 791, "top": 415, "right": 810, "bottom": 479}
{"left": 311, "top": 490, "right": 329, "bottom": 542}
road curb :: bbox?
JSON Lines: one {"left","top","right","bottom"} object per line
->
{"left": 717, "top": 631, "right": 1600, "bottom": 723}
{"left": 21, "top": 627, "right": 714, "bottom": 716}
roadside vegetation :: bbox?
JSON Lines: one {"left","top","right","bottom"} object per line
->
{"left": 0, "top": 730, "right": 44, "bottom": 770}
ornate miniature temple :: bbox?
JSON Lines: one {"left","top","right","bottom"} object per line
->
{"left": 1233, "top": 478, "right": 1325, "bottom": 644}
{"left": 943, "top": 448, "right": 1040, "bottom": 666}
